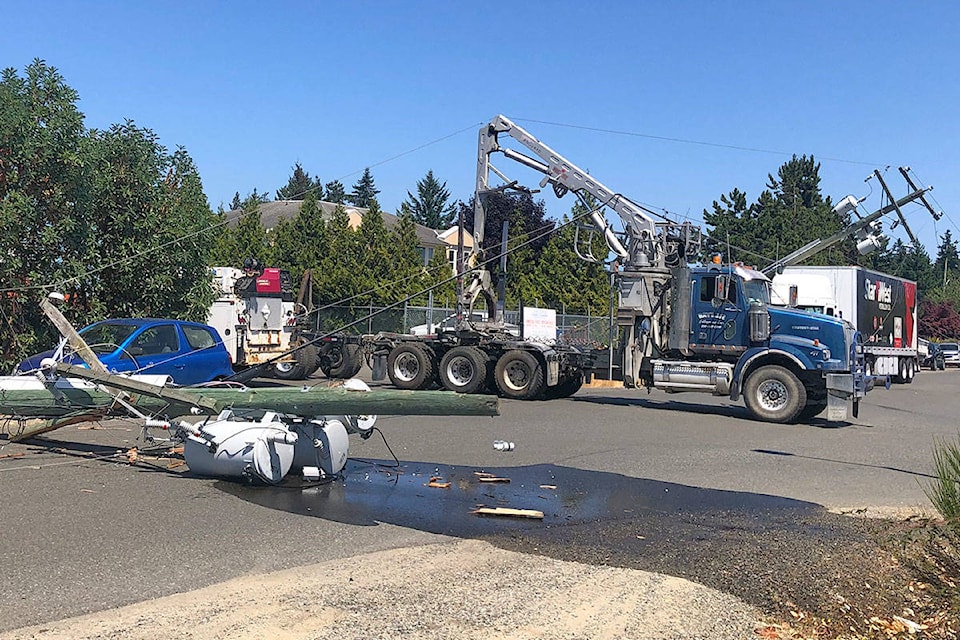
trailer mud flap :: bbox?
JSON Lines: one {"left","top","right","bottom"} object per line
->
{"left": 371, "top": 354, "right": 386, "bottom": 381}
{"left": 546, "top": 354, "right": 559, "bottom": 387}
{"left": 826, "top": 373, "right": 853, "bottom": 421}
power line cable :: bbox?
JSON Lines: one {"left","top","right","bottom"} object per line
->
{"left": 514, "top": 117, "right": 887, "bottom": 167}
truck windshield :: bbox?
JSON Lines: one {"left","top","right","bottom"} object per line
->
{"left": 743, "top": 279, "right": 771, "bottom": 305}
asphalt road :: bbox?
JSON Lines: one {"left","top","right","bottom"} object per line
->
{"left": 0, "top": 367, "right": 956, "bottom": 632}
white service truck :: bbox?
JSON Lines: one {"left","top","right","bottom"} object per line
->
{"left": 207, "top": 265, "right": 362, "bottom": 380}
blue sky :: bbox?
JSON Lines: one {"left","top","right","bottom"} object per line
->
{"left": 4, "top": 1, "right": 959, "bottom": 261}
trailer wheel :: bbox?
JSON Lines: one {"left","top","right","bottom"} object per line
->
{"left": 320, "top": 343, "right": 362, "bottom": 379}
{"left": 273, "top": 344, "right": 318, "bottom": 381}
{"left": 904, "top": 358, "right": 915, "bottom": 384}
{"left": 894, "top": 358, "right": 908, "bottom": 384}
{"left": 439, "top": 346, "right": 488, "bottom": 394}
{"left": 543, "top": 373, "right": 584, "bottom": 399}
{"left": 387, "top": 343, "right": 437, "bottom": 390}
{"left": 743, "top": 365, "right": 806, "bottom": 423}
{"left": 494, "top": 350, "right": 545, "bottom": 400}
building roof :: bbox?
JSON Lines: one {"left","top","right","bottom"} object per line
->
{"left": 224, "top": 200, "right": 447, "bottom": 248}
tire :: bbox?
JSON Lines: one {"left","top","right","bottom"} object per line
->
{"left": 320, "top": 343, "right": 362, "bottom": 379}
{"left": 797, "top": 400, "right": 828, "bottom": 420}
{"left": 387, "top": 343, "right": 437, "bottom": 390}
{"left": 796, "top": 384, "right": 827, "bottom": 421}
{"left": 864, "top": 358, "right": 873, "bottom": 378}
{"left": 439, "top": 346, "right": 488, "bottom": 394}
{"left": 494, "top": 350, "right": 545, "bottom": 400}
{"left": 895, "top": 358, "right": 908, "bottom": 384}
{"left": 742, "top": 365, "right": 807, "bottom": 423}
{"left": 273, "top": 344, "right": 318, "bottom": 381}
{"left": 904, "top": 358, "right": 915, "bottom": 384}
{"left": 543, "top": 373, "right": 584, "bottom": 399}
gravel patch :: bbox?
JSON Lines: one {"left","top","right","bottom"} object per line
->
{"left": 0, "top": 539, "right": 763, "bottom": 640}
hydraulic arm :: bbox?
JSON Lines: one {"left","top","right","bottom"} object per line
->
{"left": 468, "top": 114, "right": 701, "bottom": 317}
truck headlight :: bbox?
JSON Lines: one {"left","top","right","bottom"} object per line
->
{"left": 822, "top": 348, "right": 830, "bottom": 360}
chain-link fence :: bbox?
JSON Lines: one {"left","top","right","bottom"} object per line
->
{"left": 306, "top": 302, "right": 614, "bottom": 348}
{"left": 305, "top": 302, "right": 622, "bottom": 379}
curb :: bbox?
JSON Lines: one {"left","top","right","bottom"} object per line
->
{"left": 583, "top": 378, "right": 624, "bottom": 388}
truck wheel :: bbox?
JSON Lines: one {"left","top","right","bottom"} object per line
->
{"left": 797, "top": 385, "right": 828, "bottom": 421}
{"left": 904, "top": 359, "right": 915, "bottom": 384}
{"left": 439, "top": 346, "right": 488, "bottom": 394}
{"left": 797, "top": 400, "right": 828, "bottom": 420}
{"left": 387, "top": 343, "right": 437, "bottom": 390}
{"left": 494, "top": 350, "right": 545, "bottom": 400}
{"left": 543, "top": 373, "right": 584, "bottom": 399}
{"left": 273, "top": 344, "right": 318, "bottom": 381}
{"left": 320, "top": 343, "right": 362, "bottom": 379}
{"left": 743, "top": 365, "right": 806, "bottom": 423}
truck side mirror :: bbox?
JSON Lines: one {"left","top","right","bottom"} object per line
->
{"left": 788, "top": 285, "right": 798, "bottom": 307}
{"left": 712, "top": 275, "right": 731, "bottom": 307}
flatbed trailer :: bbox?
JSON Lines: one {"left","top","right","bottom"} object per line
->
{"left": 366, "top": 330, "right": 594, "bottom": 399}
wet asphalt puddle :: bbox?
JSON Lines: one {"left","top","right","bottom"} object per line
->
{"left": 218, "top": 459, "right": 819, "bottom": 535}
{"left": 219, "top": 460, "right": 890, "bottom": 616}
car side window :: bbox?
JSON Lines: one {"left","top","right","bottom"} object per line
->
{"left": 132, "top": 325, "right": 179, "bottom": 355}
{"left": 182, "top": 325, "right": 217, "bottom": 350}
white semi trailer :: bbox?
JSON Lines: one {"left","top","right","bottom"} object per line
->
{"left": 771, "top": 266, "right": 919, "bottom": 383}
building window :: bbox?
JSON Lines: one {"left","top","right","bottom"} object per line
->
{"left": 420, "top": 247, "right": 434, "bottom": 266}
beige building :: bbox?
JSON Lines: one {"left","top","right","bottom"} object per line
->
{"left": 225, "top": 200, "right": 473, "bottom": 270}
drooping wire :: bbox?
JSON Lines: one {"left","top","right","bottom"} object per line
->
{"left": 0, "top": 121, "right": 487, "bottom": 297}
{"left": 349, "top": 426, "right": 400, "bottom": 469}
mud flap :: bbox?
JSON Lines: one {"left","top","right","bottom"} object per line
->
{"left": 371, "top": 353, "right": 386, "bottom": 381}
{"left": 826, "top": 373, "right": 853, "bottom": 422}
{"left": 546, "top": 353, "right": 559, "bottom": 386}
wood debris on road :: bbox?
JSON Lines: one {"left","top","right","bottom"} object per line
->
{"left": 471, "top": 507, "right": 544, "bottom": 519}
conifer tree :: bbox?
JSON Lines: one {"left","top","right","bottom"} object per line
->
{"left": 324, "top": 180, "right": 346, "bottom": 204}
{"left": 276, "top": 162, "right": 322, "bottom": 200}
{"left": 400, "top": 169, "right": 456, "bottom": 229}
{"left": 348, "top": 168, "right": 379, "bottom": 208}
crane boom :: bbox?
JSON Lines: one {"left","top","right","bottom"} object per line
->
{"left": 467, "top": 115, "right": 701, "bottom": 319}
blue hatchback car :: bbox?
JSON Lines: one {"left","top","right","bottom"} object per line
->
{"left": 16, "top": 319, "right": 235, "bottom": 386}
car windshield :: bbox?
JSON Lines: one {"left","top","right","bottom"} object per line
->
{"left": 80, "top": 322, "right": 141, "bottom": 354}
{"left": 940, "top": 343, "right": 959, "bottom": 353}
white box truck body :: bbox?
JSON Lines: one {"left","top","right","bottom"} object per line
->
{"left": 772, "top": 266, "right": 919, "bottom": 382}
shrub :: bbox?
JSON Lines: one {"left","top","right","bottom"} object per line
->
{"left": 925, "top": 433, "right": 960, "bottom": 527}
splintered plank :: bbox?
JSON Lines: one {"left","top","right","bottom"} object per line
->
{"left": 471, "top": 507, "right": 544, "bottom": 519}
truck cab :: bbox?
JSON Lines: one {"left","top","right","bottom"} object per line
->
{"left": 622, "top": 262, "right": 869, "bottom": 423}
